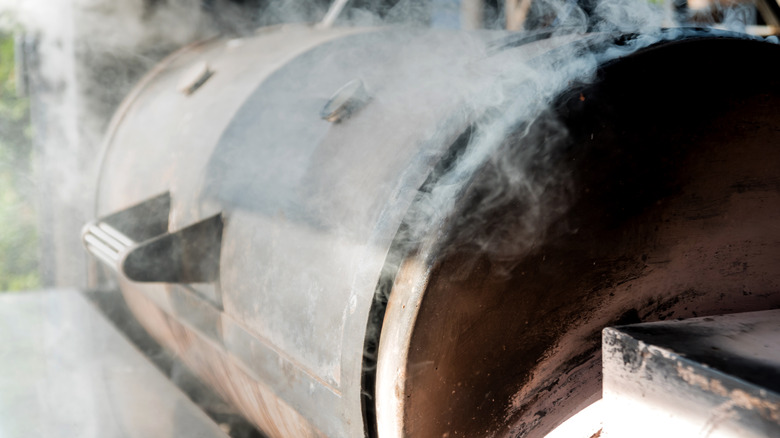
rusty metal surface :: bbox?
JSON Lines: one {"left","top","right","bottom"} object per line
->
{"left": 120, "top": 288, "right": 325, "bottom": 438}
{"left": 393, "top": 36, "right": 780, "bottom": 438}
{"left": 602, "top": 310, "right": 780, "bottom": 438}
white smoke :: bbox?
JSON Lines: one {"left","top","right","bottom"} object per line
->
{"left": 378, "top": 0, "right": 770, "bottom": 264}
{"left": 0, "top": 0, "right": 213, "bottom": 286}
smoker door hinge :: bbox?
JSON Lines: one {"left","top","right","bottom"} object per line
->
{"left": 82, "top": 192, "right": 223, "bottom": 283}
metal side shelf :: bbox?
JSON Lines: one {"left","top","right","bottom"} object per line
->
{"left": 602, "top": 310, "right": 780, "bottom": 438}
{"left": 0, "top": 289, "right": 230, "bottom": 438}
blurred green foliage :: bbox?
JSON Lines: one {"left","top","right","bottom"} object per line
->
{"left": 0, "top": 33, "right": 39, "bottom": 291}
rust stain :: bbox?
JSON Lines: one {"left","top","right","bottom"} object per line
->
{"left": 677, "top": 363, "right": 780, "bottom": 424}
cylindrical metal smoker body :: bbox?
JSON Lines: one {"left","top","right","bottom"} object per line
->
{"left": 91, "top": 26, "right": 780, "bottom": 437}
{"left": 94, "top": 25, "right": 521, "bottom": 437}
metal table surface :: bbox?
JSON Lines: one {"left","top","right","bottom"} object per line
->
{"left": 0, "top": 289, "right": 229, "bottom": 438}
{"left": 602, "top": 310, "right": 780, "bottom": 438}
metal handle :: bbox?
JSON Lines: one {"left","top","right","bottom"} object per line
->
{"left": 83, "top": 192, "right": 223, "bottom": 283}
{"left": 83, "top": 221, "right": 135, "bottom": 268}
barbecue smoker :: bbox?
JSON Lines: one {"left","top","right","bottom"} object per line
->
{"left": 83, "top": 25, "right": 780, "bottom": 438}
